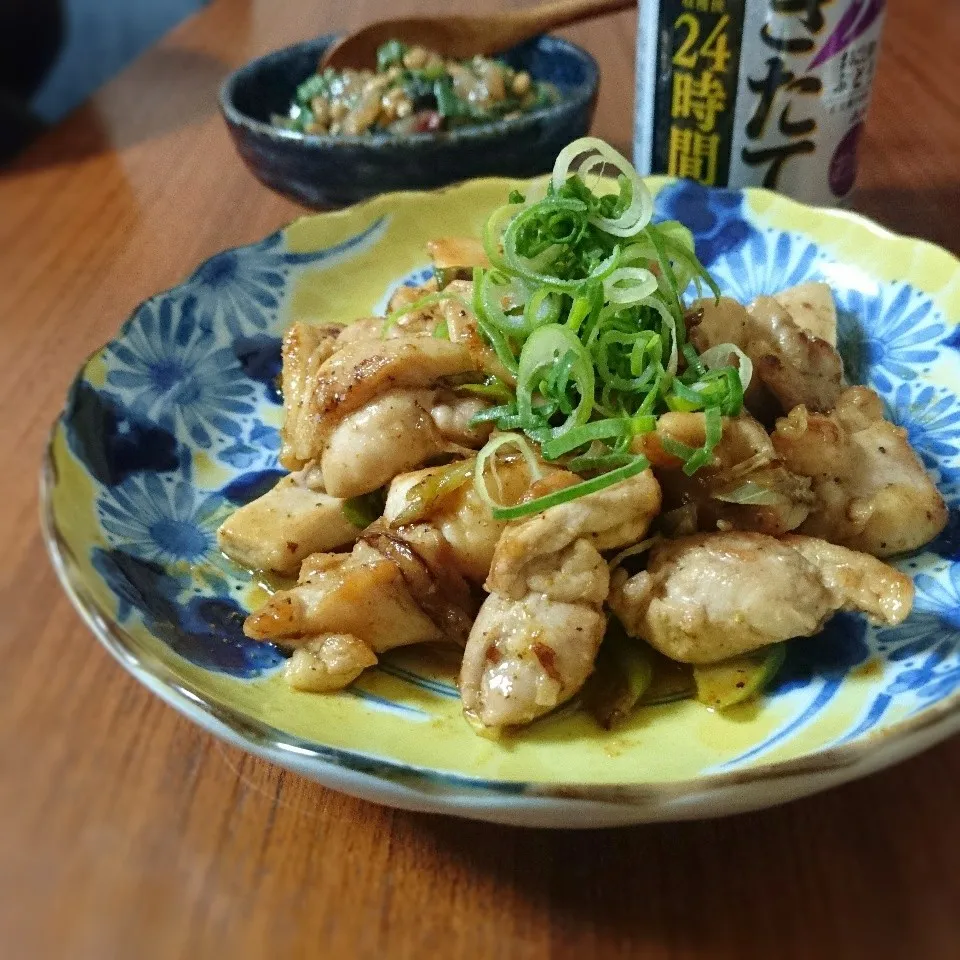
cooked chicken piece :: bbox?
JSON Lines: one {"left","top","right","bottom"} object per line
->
{"left": 386, "top": 279, "right": 440, "bottom": 314}
{"left": 772, "top": 386, "right": 948, "bottom": 556}
{"left": 337, "top": 281, "right": 453, "bottom": 345}
{"left": 216, "top": 470, "right": 359, "bottom": 576}
{"left": 460, "top": 470, "right": 662, "bottom": 731}
{"left": 319, "top": 386, "right": 496, "bottom": 499}
{"left": 245, "top": 524, "right": 478, "bottom": 693}
{"left": 335, "top": 311, "right": 435, "bottom": 346}
{"left": 280, "top": 321, "right": 343, "bottom": 469}
{"left": 460, "top": 590, "right": 607, "bottom": 730}
{"left": 749, "top": 294, "right": 844, "bottom": 414}
{"left": 383, "top": 458, "right": 535, "bottom": 582}
{"left": 428, "top": 391, "right": 493, "bottom": 447}
{"left": 487, "top": 469, "right": 663, "bottom": 600}
{"left": 319, "top": 390, "right": 447, "bottom": 499}
{"left": 609, "top": 531, "right": 913, "bottom": 664}
{"left": 282, "top": 335, "right": 481, "bottom": 469}
{"left": 427, "top": 237, "right": 490, "bottom": 283}
{"left": 244, "top": 542, "right": 441, "bottom": 647}
{"left": 440, "top": 281, "right": 517, "bottom": 385}
{"left": 284, "top": 634, "right": 378, "bottom": 692}
{"left": 363, "top": 525, "right": 478, "bottom": 642}
{"left": 688, "top": 291, "right": 843, "bottom": 418}
{"left": 782, "top": 535, "right": 914, "bottom": 625}
{"left": 774, "top": 282, "right": 837, "bottom": 346}
{"left": 633, "top": 411, "right": 813, "bottom": 536}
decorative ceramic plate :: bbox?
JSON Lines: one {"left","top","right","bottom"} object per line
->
{"left": 43, "top": 177, "right": 960, "bottom": 828}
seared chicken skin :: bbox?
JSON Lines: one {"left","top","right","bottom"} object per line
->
{"left": 216, "top": 467, "right": 359, "bottom": 576}
{"left": 281, "top": 335, "right": 481, "bottom": 469}
{"left": 609, "top": 531, "right": 913, "bottom": 664}
{"left": 279, "top": 286, "right": 503, "bottom": 496}
{"left": 243, "top": 458, "right": 545, "bottom": 692}
{"left": 772, "top": 386, "right": 948, "bottom": 557}
{"left": 688, "top": 284, "right": 844, "bottom": 419}
{"left": 459, "top": 470, "right": 662, "bottom": 731}
{"left": 634, "top": 410, "right": 813, "bottom": 536}
{"left": 245, "top": 530, "right": 478, "bottom": 691}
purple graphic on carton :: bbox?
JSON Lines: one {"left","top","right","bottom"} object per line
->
{"left": 809, "top": 0, "right": 887, "bottom": 70}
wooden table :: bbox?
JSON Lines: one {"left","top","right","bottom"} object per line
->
{"left": 2, "top": 1, "right": 958, "bottom": 956}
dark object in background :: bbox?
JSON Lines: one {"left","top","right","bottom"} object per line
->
{"left": 219, "top": 33, "right": 599, "bottom": 208}
{"left": 0, "top": 0, "right": 64, "bottom": 161}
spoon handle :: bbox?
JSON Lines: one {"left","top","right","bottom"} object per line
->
{"left": 507, "top": 0, "right": 636, "bottom": 34}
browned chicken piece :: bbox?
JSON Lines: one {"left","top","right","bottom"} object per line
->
{"left": 749, "top": 294, "right": 844, "bottom": 414}
{"left": 610, "top": 531, "right": 913, "bottom": 664}
{"left": 386, "top": 278, "right": 437, "bottom": 311}
{"left": 427, "top": 237, "right": 490, "bottom": 284}
{"left": 688, "top": 286, "right": 843, "bottom": 418}
{"left": 318, "top": 389, "right": 447, "bottom": 498}
{"left": 773, "top": 282, "right": 838, "bottom": 346}
{"left": 245, "top": 542, "right": 440, "bottom": 647}
{"left": 216, "top": 470, "right": 359, "bottom": 576}
{"left": 461, "top": 590, "right": 608, "bottom": 731}
{"left": 428, "top": 390, "right": 493, "bottom": 448}
{"left": 460, "top": 470, "right": 663, "bottom": 731}
{"left": 439, "top": 280, "right": 518, "bottom": 385}
{"left": 281, "top": 334, "right": 482, "bottom": 471}
{"left": 772, "top": 386, "right": 948, "bottom": 556}
{"left": 337, "top": 279, "right": 449, "bottom": 344}
{"left": 633, "top": 411, "right": 813, "bottom": 536}
{"left": 319, "top": 387, "right": 495, "bottom": 499}
{"left": 487, "top": 470, "right": 664, "bottom": 599}
{"left": 284, "top": 634, "right": 378, "bottom": 692}
{"left": 245, "top": 526, "right": 479, "bottom": 691}
{"left": 335, "top": 309, "right": 436, "bottom": 346}
{"left": 383, "top": 458, "right": 536, "bottom": 583}
{"left": 279, "top": 321, "right": 343, "bottom": 469}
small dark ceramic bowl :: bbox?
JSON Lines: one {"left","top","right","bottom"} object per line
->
{"left": 219, "top": 33, "right": 599, "bottom": 208}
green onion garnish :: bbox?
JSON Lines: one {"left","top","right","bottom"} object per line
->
{"left": 392, "top": 137, "right": 743, "bottom": 518}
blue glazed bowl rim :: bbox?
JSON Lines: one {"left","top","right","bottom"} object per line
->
{"left": 218, "top": 32, "right": 600, "bottom": 150}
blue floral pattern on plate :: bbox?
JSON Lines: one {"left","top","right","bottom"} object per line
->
{"left": 836, "top": 284, "right": 945, "bottom": 392}
{"left": 49, "top": 178, "right": 960, "bottom": 771}
{"left": 103, "top": 294, "right": 258, "bottom": 447}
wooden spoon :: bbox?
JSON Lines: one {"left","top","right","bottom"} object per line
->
{"left": 320, "top": 0, "right": 635, "bottom": 70}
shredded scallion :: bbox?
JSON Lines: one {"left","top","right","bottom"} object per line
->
{"left": 437, "top": 136, "right": 735, "bottom": 516}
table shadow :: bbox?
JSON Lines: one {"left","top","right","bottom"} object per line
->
{"left": 397, "top": 741, "right": 960, "bottom": 957}
{"left": 3, "top": 46, "right": 230, "bottom": 173}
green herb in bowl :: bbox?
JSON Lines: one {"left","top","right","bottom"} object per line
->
{"left": 272, "top": 40, "right": 558, "bottom": 136}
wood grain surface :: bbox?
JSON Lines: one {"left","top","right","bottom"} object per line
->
{"left": 1, "top": 1, "right": 958, "bottom": 957}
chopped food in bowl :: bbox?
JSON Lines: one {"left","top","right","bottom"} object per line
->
{"left": 273, "top": 40, "right": 557, "bottom": 137}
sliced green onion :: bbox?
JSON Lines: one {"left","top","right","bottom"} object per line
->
{"left": 391, "top": 459, "right": 475, "bottom": 526}
{"left": 490, "top": 456, "right": 650, "bottom": 521}
{"left": 342, "top": 489, "right": 387, "bottom": 529}
{"left": 682, "top": 405, "right": 723, "bottom": 475}
{"left": 603, "top": 266, "right": 659, "bottom": 306}
{"left": 436, "top": 138, "right": 726, "bottom": 519}
{"left": 540, "top": 417, "right": 632, "bottom": 460}
{"left": 551, "top": 138, "right": 654, "bottom": 237}
{"left": 516, "top": 324, "right": 594, "bottom": 434}
{"left": 699, "top": 342, "right": 754, "bottom": 393}
{"left": 454, "top": 375, "right": 514, "bottom": 405}
{"left": 477, "top": 268, "right": 531, "bottom": 335}
{"left": 473, "top": 433, "right": 544, "bottom": 512}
